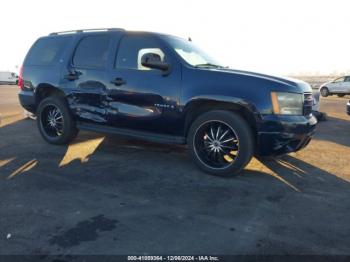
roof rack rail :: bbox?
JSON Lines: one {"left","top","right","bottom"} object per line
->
{"left": 49, "top": 28, "right": 124, "bottom": 36}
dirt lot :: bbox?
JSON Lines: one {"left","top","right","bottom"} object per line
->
{"left": 0, "top": 85, "right": 349, "bottom": 256}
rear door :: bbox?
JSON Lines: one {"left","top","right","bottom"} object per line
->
{"left": 62, "top": 34, "right": 113, "bottom": 124}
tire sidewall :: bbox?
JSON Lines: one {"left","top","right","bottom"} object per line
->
{"left": 187, "top": 110, "right": 254, "bottom": 176}
{"left": 321, "top": 87, "right": 329, "bottom": 97}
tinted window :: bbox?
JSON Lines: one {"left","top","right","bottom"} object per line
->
{"left": 116, "top": 35, "right": 165, "bottom": 70}
{"left": 25, "top": 37, "right": 69, "bottom": 66}
{"left": 345, "top": 76, "right": 350, "bottom": 82}
{"left": 73, "top": 35, "right": 110, "bottom": 68}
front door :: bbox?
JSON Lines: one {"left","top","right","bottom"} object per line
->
{"left": 106, "top": 34, "right": 182, "bottom": 135}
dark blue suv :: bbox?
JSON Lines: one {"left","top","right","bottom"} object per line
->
{"left": 18, "top": 28, "right": 317, "bottom": 176}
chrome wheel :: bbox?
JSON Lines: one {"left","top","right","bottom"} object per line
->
{"left": 193, "top": 120, "right": 239, "bottom": 169}
{"left": 41, "top": 105, "right": 64, "bottom": 137}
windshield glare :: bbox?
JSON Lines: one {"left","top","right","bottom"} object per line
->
{"left": 164, "top": 36, "right": 223, "bottom": 67}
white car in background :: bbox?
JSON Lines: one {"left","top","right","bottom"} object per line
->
{"left": 319, "top": 76, "right": 350, "bottom": 97}
{"left": 0, "top": 71, "right": 18, "bottom": 85}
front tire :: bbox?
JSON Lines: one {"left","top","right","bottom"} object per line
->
{"left": 337, "top": 94, "right": 345, "bottom": 97}
{"left": 187, "top": 110, "right": 254, "bottom": 177}
{"left": 37, "top": 96, "right": 78, "bottom": 145}
{"left": 320, "top": 87, "right": 329, "bottom": 97}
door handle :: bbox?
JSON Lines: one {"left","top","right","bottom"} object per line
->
{"left": 64, "top": 71, "right": 80, "bottom": 81}
{"left": 111, "top": 78, "right": 126, "bottom": 86}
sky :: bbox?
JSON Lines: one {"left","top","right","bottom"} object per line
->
{"left": 0, "top": 0, "right": 349, "bottom": 75}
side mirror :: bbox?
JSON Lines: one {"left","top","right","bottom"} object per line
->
{"left": 141, "top": 53, "right": 170, "bottom": 71}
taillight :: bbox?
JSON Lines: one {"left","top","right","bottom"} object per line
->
{"left": 18, "top": 66, "right": 24, "bottom": 90}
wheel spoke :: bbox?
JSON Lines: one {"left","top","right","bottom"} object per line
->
{"left": 210, "top": 126, "right": 215, "bottom": 141}
{"left": 218, "top": 129, "right": 229, "bottom": 141}
{"left": 221, "top": 144, "right": 238, "bottom": 150}
{"left": 54, "top": 110, "right": 60, "bottom": 118}
{"left": 194, "top": 120, "right": 240, "bottom": 169}
{"left": 204, "top": 133, "right": 214, "bottom": 142}
{"left": 216, "top": 125, "right": 221, "bottom": 140}
{"left": 221, "top": 137, "right": 237, "bottom": 144}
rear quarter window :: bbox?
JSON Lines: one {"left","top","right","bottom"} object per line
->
{"left": 25, "top": 37, "right": 70, "bottom": 66}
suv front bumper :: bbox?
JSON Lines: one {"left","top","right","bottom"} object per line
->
{"left": 257, "top": 114, "right": 317, "bottom": 156}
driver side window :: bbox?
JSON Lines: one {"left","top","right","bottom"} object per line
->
{"left": 115, "top": 35, "right": 165, "bottom": 70}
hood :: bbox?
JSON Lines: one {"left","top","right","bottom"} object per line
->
{"left": 190, "top": 68, "right": 312, "bottom": 93}
{"left": 220, "top": 68, "right": 307, "bottom": 87}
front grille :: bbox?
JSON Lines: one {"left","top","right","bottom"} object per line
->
{"left": 303, "top": 93, "right": 313, "bottom": 116}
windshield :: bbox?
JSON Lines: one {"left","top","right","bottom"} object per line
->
{"left": 163, "top": 36, "right": 224, "bottom": 68}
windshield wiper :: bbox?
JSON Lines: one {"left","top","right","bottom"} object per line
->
{"left": 194, "top": 63, "right": 226, "bottom": 68}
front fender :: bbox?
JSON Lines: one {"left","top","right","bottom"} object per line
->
{"left": 183, "top": 95, "right": 260, "bottom": 116}
{"left": 181, "top": 95, "right": 262, "bottom": 137}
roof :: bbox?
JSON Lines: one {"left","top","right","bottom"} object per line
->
{"left": 49, "top": 28, "right": 125, "bottom": 36}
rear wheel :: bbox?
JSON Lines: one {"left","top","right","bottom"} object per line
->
{"left": 37, "top": 96, "right": 78, "bottom": 145}
{"left": 187, "top": 110, "right": 254, "bottom": 177}
{"left": 320, "top": 87, "right": 329, "bottom": 97}
{"left": 337, "top": 94, "right": 345, "bottom": 97}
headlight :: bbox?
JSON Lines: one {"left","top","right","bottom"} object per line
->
{"left": 271, "top": 92, "right": 303, "bottom": 115}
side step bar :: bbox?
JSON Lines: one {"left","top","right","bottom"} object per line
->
{"left": 77, "top": 122, "right": 186, "bottom": 145}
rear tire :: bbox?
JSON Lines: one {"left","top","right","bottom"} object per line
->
{"left": 187, "top": 110, "right": 254, "bottom": 177}
{"left": 320, "top": 87, "right": 329, "bottom": 97}
{"left": 37, "top": 96, "right": 78, "bottom": 145}
{"left": 337, "top": 94, "right": 345, "bottom": 97}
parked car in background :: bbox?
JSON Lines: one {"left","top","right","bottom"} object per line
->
{"left": 0, "top": 71, "right": 18, "bottom": 85}
{"left": 319, "top": 76, "right": 350, "bottom": 97}
{"left": 311, "top": 90, "right": 327, "bottom": 121}
{"left": 18, "top": 28, "right": 317, "bottom": 176}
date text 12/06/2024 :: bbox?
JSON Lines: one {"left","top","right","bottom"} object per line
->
{"left": 127, "top": 256, "right": 219, "bottom": 261}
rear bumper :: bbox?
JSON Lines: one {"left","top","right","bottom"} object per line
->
{"left": 347, "top": 100, "right": 350, "bottom": 115}
{"left": 257, "top": 114, "right": 317, "bottom": 156}
{"left": 18, "top": 91, "right": 36, "bottom": 113}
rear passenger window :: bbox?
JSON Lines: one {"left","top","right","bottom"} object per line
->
{"left": 73, "top": 35, "right": 110, "bottom": 68}
{"left": 25, "top": 37, "right": 69, "bottom": 66}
